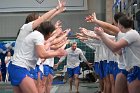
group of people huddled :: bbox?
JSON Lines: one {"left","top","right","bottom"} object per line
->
{"left": 1, "top": 0, "right": 140, "bottom": 93}
{"left": 76, "top": 12, "right": 140, "bottom": 93}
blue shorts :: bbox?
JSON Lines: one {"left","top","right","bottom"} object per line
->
{"left": 94, "top": 62, "right": 99, "bottom": 75}
{"left": 103, "top": 60, "right": 110, "bottom": 78}
{"left": 8, "top": 62, "right": 32, "bottom": 86}
{"left": 109, "top": 61, "right": 117, "bottom": 78}
{"left": 127, "top": 66, "right": 140, "bottom": 83}
{"left": 43, "top": 65, "right": 54, "bottom": 77}
{"left": 29, "top": 65, "right": 43, "bottom": 80}
{"left": 109, "top": 61, "right": 115, "bottom": 74}
{"left": 67, "top": 66, "right": 80, "bottom": 78}
{"left": 117, "top": 68, "right": 128, "bottom": 77}
{"left": 114, "top": 68, "right": 128, "bottom": 80}
{"left": 98, "top": 61, "right": 104, "bottom": 79}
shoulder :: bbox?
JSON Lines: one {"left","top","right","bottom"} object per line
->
{"left": 30, "top": 31, "right": 43, "bottom": 37}
{"left": 21, "top": 22, "right": 33, "bottom": 29}
{"left": 66, "top": 48, "right": 71, "bottom": 51}
{"left": 126, "top": 30, "right": 139, "bottom": 37}
{"left": 76, "top": 48, "right": 82, "bottom": 52}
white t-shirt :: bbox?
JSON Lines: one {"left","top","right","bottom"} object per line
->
{"left": 116, "top": 32, "right": 126, "bottom": 69}
{"left": 14, "top": 22, "right": 33, "bottom": 54}
{"left": 59, "top": 48, "right": 87, "bottom": 68}
{"left": 5, "top": 56, "right": 12, "bottom": 67}
{"left": 121, "top": 29, "right": 140, "bottom": 70}
{"left": 83, "top": 38, "right": 101, "bottom": 62}
{"left": 12, "top": 31, "right": 44, "bottom": 70}
{"left": 104, "top": 34, "right": 116, "bottom": 62}
{"left": 43, "top": 58, "right": 54, "bottom": 67}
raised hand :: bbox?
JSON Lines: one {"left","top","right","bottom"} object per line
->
{"left": 79, "top": 27, "right": 89, "bottom": 36}
{"left": 56, "top": 0, "right": 66, "bottom": 13}
{"left": 85, "top": 12, "right": 97, "bottom": 23}
{"left": 56, "top": 48, "right": 67, "bottom": 58}
{"left": 51, "top": 28, "right": 71, "bottom": 45}
{"left": 94, "top": 27, "right": 104, "bottom": 36}
{"left": 55, "top": 20, "right": 62, "bottom": 29}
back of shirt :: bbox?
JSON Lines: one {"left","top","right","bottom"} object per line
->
{"left": 13, "top": 31, "right": 44, "bottom": 70}
{"left": 14, "top": 22, "right": 33, "bottom": 54}
{"left": 122, "top": 30, "right": 140, "bottom": 70}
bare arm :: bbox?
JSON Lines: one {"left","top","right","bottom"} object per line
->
{"left": 85, "top": 12, "right": 120, "bottom": 36}
{"left": 50, "top": 38, "right": 68, "bottom": 50}
{"left": 94, "top": 27, "right": 128, "bottom": 52}
{"left": 32, "top": 0, "right": 66, "bottom": 30}
{"left": 51, "top": 29, "right": 70, "bottom": 45}
{"left": 35, "top": 45, "right": 67, "bottom": 59}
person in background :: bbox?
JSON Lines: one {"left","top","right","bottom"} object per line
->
{"left": 5, "top": 51, "right": 12, "bottom": 82}
{"left": 0, "top": 59, "right": 2, "bottom": 82}
{"left": 55, "top": 42, "right": 92, "bottom": 93}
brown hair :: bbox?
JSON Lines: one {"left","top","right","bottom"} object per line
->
{"left": 25, "top": 12, "right": 39, "bottom": 24}
{"left": 118, "top": 16, "right": 133, "bottom": 28}
{"left": 38, "top": 21, "right": 55, "bottom": 37}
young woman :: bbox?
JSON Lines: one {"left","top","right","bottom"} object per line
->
{"left": 8, "top": 19, "right": 68, "bottom": 93}
{"left": 94, "top": 16, "right": 140, "bottom": 93}
{"left": 85, "top": 12, "right": 128, "bottom": 93}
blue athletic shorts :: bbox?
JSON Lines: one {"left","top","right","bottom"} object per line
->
{"left": 94, "top": 62, "right": 99, "bottom": 75}
{"left": 114, "top": 68, "right": 128, "bottom": 80}
{"left": 67, "top": 66, "right": 80, "bottom": 78}
{"left": 8, "top": 62, "right": 32, "bottom": 86}
{"left": 103, "top": 60, "right": 110, "bottom": 78}
{"left": 127, "top": 66, "right": 140, "bottom": 83}
{"left": 98, "top": 61, "right": 104, "bottom": 79}
{"left": 43, "top": 65, "right": 54, "bottom": 77}
{"left": 29, "top": 65, "right": 43, "bottom": 80}
{"left": 109, "top": 61, "right": 115, "bottom": 74}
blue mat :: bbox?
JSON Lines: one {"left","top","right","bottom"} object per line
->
{"left": 52, "top": 76, "right": 65, "bottom": 85}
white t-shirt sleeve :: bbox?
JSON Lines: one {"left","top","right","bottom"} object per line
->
{"left": 33, "top": 32, "right": 44, "bottom": 45}
{"left": 79, "top": 49, "right": 88, "bottom": 62}
{"left": 21, "top": 22, "right": 33, "bottom": 33}
{"left": 122, "top": 30, "right": 139, "bottom": 44}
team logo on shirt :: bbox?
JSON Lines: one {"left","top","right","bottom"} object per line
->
{"left": 36, "top": 0, "right": 44, "bottom": 4}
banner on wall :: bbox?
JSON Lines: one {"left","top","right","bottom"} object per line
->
{"left": 112, "top": 0, "right": 121, "bottom": 9}
{"left": 0, "top": 0, "right": 87, "bottom": 12}
{"left": 0, "top": 41, "right": 15, "bottom": 54}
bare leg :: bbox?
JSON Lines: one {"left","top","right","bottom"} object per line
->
{"left": 42, "top": 76, "right": 47, "bottom": 93}
{"left": 19, "top": 76, "right": 38, "bottom": 93}
{"left": 128, "top": 79, "right": 140, "bottom": 93}
{"left": 45, "top": 74, "right": 53, "bottom": 93}
{"left": 104, "top": 75, "right": 111, "bottom": 93}
{"left": 37, "top": 72, "right": 45, "bottom": 93}
{"left": 0, "top": 72, "right": 2, "bottom": 81}
{"left": 69, "top": 77, "right": 73, "bottom": 92}
{"left": 99, "top": 78, "right": 104, "bottom": 92}
{"left": 110, "top": 74, "right": 115, "bottom": 93}
{"left": 74, "top": 74, "right": 79, "bottom": 93}
{"left": 115, "top": 73, "right": 128, "bottom": 93}
{"left": 13, "top": 86, "right": 23, "bottom": 93}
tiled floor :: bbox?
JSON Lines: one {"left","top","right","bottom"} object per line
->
{"left": 55, "top": 81, "right": 99, "bottom": 93}
{"left": 0, "top": 81, "right": 100, "bottom": 93}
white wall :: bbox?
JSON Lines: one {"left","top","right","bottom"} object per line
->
{"left": 0, "top": 0, "right": 106, "bottom": 40}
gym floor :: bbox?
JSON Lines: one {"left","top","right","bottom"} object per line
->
{"left": 0, "top": 81, "right": 100, "bottom": 93}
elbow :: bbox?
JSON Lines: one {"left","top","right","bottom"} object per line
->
{"left": 111, "top": 47, "right": 120, "bottom": 53}
{"left": 38, "top": 52, "right": 48, "bottom": 59}
{"left": 38, "top": 54, "right": 46, "bottom": 59}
